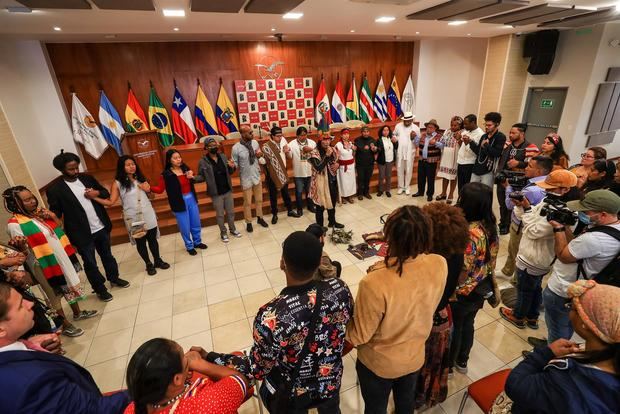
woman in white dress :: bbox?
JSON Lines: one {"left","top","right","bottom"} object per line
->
{"left": 335, "top": 128, "right": 357, "bottom": 204}
{"left": 436, "top": 116, "right": 464, "bottom": 204}
{"left": 93, "top": 156, "right": 169, "bottom": 276}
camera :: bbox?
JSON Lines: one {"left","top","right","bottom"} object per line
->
{"left": 495, "top": 170, "right": 529, "bottom": 190}
{"left": 540, "top": 196, "right": 577, "bottom": 226}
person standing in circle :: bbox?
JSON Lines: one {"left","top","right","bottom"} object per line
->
{"left": 334, "top": 128, "right": 357, "bottom": 203}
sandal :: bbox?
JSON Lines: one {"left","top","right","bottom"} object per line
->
{"left": 435, "top": 195, "right": 447, "bottom": 201}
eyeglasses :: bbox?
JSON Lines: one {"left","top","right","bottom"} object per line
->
{"left": 581, "top": 153, "right": 595, "bottom": 159}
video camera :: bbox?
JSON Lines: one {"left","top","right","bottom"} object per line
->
{"left": 495, "top": 170, "right": 529, "bottom": 191}
{"left": 539, "top": 195, "right": 577, "bottom": 226}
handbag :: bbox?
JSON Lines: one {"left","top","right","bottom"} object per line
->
{"left": 260, "top": 284, "right": 324, "bottom": 413}
{"left": 124, "top": 183, "right": 147, "bottom": 239}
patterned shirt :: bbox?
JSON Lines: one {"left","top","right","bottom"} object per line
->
{"left": 456, "top": 221, "right": 499, "bottom": 296}
{"left": 251, "top": 278, "right": 353, "bottom": 401}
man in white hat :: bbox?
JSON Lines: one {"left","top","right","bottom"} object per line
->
{"left": 393, "top": 112, "right": 420, "bottom": 195}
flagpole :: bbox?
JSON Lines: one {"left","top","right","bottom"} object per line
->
{"left": 173, "top": 78, "right": 177, "bottom": 88}
{"left": 149, "top": 80, "right": 153, "bottom": 88}
{"left": 127, "top": 81, "right": 131, "bottom": 91}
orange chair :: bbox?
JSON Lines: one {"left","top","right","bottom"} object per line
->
{"left": 457, "top": 369, "right": 511, "bottom": 414}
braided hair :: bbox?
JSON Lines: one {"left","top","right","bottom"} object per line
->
{"left": 2, "top": 185, "right": 36, "bottom": 216}
{"left": 383, "top": 205, "right": 432, "bottom": 275}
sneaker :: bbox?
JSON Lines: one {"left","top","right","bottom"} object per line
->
{"left": 499, "top": 307, "right": 526, "bottom": 329}
{"left": 146, "top": 263, "right": 157, "bottom": 276}
{"left": 246, "top": 223, "right": 254, "bottom": 233}
{"left": 526, "top": 318, "right": 539, "bottom": 330}
{"left": 96, "top": 291, "right": 113, "bottom": 302}
{"left": 528, "top": 336, "right": 547, "bottom": 348}
{"left": 271, "top": 214, "right": 278, "bottom": 225}
{"left": 287, "top": 210, "right": 300, "bottom": 218}
{"left": 195, "top": 243, "right": 208, "bottom": 250}
{"left": 454, "top": 361, "right": 468, "bottom": 374}
{"left": 73, "top": 310, "right": 99, "bottom": 321}
{"left": 386, "top": 192, "right": 392, "bottom": 198}
{"left": 187, "top": 248, "right": 198, "bottom": 256}
{"left": 231, "top": 230, "right": 242, "bottom": 238}
{"left": 405, "top": 188, "right": 411, "bottom": 195}
{"left": 111, "top": 278, "right": 131, "bottom": 289}
{"left": 221, "top": 233, "right": 230, "bottom": 243}
{"left": 62, "top": 325, "right": 84, "bottom": 337}
{"left": 154, "top": 259, "right": 170, "bottom": 270}
{"left": 397, "top": 188, "right": 404, "bottom": 195}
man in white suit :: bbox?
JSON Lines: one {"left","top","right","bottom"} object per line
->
{"left": 393, "top": 112, "right": 421, "bottom": 195}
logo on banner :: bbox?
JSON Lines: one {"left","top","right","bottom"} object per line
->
{"left": 255, "top": 56, "right": 284, "bottom": 80}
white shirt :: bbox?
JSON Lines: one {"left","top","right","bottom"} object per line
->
{"left": 277, "top": 138, "right": 287, "bottom": 167}
{"left": 288, "top": 138, "right": 316, "bottom": 178}
{"left": 393, "top": 122, "right": 420, "bottom": 161}
{"left": 0, "top": 341, "right": 28, "bottom": 353}
{"left": 64, "top": 179, "right": 105, "bottom": 234}
{"left": 547, "top": 223, "right": 620, "bottom": 298}
{"left": 381, "top": 137, "right": 394, "bottom": 163}
{"left": 457, "top": 127, "right": 484, "bottom": 165}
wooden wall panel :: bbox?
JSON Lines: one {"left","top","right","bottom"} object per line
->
{"left": 46, "top": 41, "right": 414, "bottom": 176}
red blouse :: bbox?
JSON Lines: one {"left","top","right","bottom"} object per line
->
{"left": 150, "top": 174, "right": 192, "bottom": 195}
{"left": 123, "top": 375, "right": 248, "bottom": 414}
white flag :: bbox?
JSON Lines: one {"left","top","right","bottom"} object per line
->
{"left": 72, "top": 93, "right": 108, "bottom": 159}
{"left": 373, "top": 76, "right": 388, "bottom": 122}
{"left": 401, "top": 75, "right": 416, "bottom": 116}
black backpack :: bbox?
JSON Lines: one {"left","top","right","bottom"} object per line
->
{"left": 576, "top": 226, "right": 620, "bottom": 287}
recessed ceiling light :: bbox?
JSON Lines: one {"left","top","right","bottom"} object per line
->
{"left": 53, "top": 26, "right": 61, "bottom": 31}
{"left": 163, "top": 9, "right": 185, "bottom": 17}
{"left": 350, "top": 29, "right": 355, "bottom": 33}
{"left": 467, "top": 33, "right": 472, "bottom": 36}
{"left": 283, "top": 12, "right": 303, "bottom": 19}
{"left": 173, "top": 27, "right": 179, "bottom": 31}
{"left": 501, "top": 25, "right": 514, "bottom": 29}
{"left": 448, "top": 20, "right": 467, "bottom": 26}
{"left": 415, "top": 31, "right": 420, "bottom": 34}
{"left": 271, "top": 27, "right": 276, "bottom": 31}
{"left": 6, "top": 6, "right": 32, "bottom": 13}
{"left": 375, "top": 16, "right": 396, "bottom": 23}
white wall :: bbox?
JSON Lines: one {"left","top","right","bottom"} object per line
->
{"left": 413, "top": 37, "right": 487, "bottom": 128}
{"left": 520, "top": 22, "right": 620, "bottom": 162}
{"left": 0, "top": 40, "right": 76, "bottom": 188}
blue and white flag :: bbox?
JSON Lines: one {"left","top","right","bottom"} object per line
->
{"left": 98, "top": 90, "right": 124, "bottom": 156}
{"left": 373, "top": 76, "right": 388, "bottom": 122}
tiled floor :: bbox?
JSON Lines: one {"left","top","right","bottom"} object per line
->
{"left": 55, "top": 185, "right": 546, "bottom": 413}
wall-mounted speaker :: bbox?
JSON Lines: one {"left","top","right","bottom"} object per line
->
{"left": 524, "top": 29, "right": 560, "bottom": 75}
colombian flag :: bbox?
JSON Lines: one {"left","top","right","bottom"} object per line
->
{"left": 125, "top": 87, "right": 148, "bottom": 132}
{"left": 148, "top": 86, "right": 174, "bottom": 147}
{"left": 345, "top": 75, "right": 359, "bottom": 121}
{"left": 195, "top": 84, "right": 218, "bottom": 136}
{"left": 215, "top": 84, "right": 239, "bottom": 136}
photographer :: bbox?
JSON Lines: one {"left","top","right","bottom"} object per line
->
{"left": 499, "top": 170, "right": 577, "bottom": 330}
{"left": 543, "top": 190, "right": 620, "bottom": 343}
{"left": 496, "top": 123, "right": 539, "bottom": 234}
{"left": 499, "top": 156, "right": 553, "bottom": 282}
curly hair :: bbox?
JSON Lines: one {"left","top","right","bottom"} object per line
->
{"left": 421, "top": 202, "right": 470, "bottom": 258}
{"left": 52, "top": 150, "right": 80, "bottom": 172}
{"left": 383, "top": 205, "right": 432, "bottom": 275}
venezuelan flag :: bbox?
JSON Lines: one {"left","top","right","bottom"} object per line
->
{"left": 216, "top": 84, "right": 239, "bottom": 136}
{"left": 195, "top": 84, "right": 218, "bottom": 136}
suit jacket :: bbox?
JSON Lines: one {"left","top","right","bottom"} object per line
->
{"left": 0, "top": 349, "right": 130, "bottom": 414}
{"left": 46, "top": 175, "right": 112, "bottom": 247}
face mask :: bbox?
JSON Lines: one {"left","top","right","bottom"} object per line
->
{"left": 209, "top": 148, "right": 218, "bottom": 154}
{"left": 578, "top": 211, "right": 591, "bottom": 225}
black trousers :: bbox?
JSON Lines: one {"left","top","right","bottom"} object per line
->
{"left": 74, "top": 229, "right": 119, "bottom": 294}
{"left": 496, "top": 183, "right": 511, "bottom": 228}
{"left": 356, "top": 163, "right": 374, "bottom": 196}
{"left": 259, "top": 382, "right": 341, "bottom": 414}
{"left": 449, "top": 296, "right": 485, "bottom": 366}
{"left": 356, "top": 360, "right": 420, "bottom": 414}
{"left": 316, "top": 183, "right": 338, "bottom": 227}
{"left": 266, "top": 171, "right": 293, "bottom": 215}
{"left": 457, "top": 164, "right": 474, "bottom": 194}
{"left": 417, "top": 160, "right": 437, "bottom": 197}
{"left": 135, "top": 227, "right": 161, "bottom": 266}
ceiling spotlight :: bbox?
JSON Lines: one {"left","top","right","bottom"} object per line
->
{"left": 448, "top": 20, "right": 467, "bottom": 26}
{"left": 350, "top": 29, "right": 355, "bottom": 33}
{"left": 163, "top": 9, "right": 185, "bottom": 17}
{"left": 467, "top": 33, "right": 471, "bottom": 36}
{"left": 173, "top": 27, "right": 180, "bottom": 31}
{"left": 415, "top": 31, "right": 420, "bottom": 34}
{"left": 375, "top": 16, "right": 396, "bottom": 23}
{"left": 53, "top": 26, "right": 61, "bottom": 31}
{"left": 500, "top": 25, "right": 514, "bottom": 29}
{"left": 283, "top": 12, "right": 303, "bottom": 19}
{"left": 271, "top": 27, "right": 276, "bottom": 31}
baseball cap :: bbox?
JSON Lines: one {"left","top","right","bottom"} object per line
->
{"left": 536, "top": 169, "right": 578, "bottom": 190}
{"left": 567, "top": 189, "right": 620, "bottom": 214}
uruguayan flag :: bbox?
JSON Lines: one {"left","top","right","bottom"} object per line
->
{"left": 98, "top": 90, "right": 125, "bottom": 155}
{"left": 373, "top": 76, "right": 388, "bottom": 122}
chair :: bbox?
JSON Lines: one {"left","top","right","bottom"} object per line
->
{"left": 199, "top": 134, "right": 225, "bottom": 144}
{"left": 345, "top": 120, "right": 366, "bottom": 129}
{"left": 457, "top": 369, "right": 511, "bottom": 414}
{"left": 330, "top": 122, "right": 347, "bottom": 130}
{"left": 225, "top": 131, "right": 241, "bottom": 140}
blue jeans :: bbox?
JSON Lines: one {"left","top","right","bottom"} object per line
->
{"left": 74, "top": 229, "right": 119, "bottom": 294}
{"left": 543, "top": 286, "right": 573, "bottom": 344}
{"left": 174, "top": 193, "right": 202, "bottom": 250}
{"left": 513, "top": 268, "right": 543, "bottom": 320}
{"left": 294, "top": 176, "right": 312, "bottom": 211}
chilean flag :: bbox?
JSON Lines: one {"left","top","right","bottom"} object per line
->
{"left": 171, "top": 86, "right": 197, "bottom": 144}
{"left": 331, "top": 76, "right": 346, "bottom": 124}
{"left": 315, "top": 78, "right": 331, "bottom": 129}
{"left": 387, "top": 75, "right": 402, "bottom": 121}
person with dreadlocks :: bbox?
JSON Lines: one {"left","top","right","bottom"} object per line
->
{"left": 308, "top": 130, "right": 344, "bottom": 230}
{"left": 4, "top": 186, "right": 98, "bottom": 337}
{"left": 346, "top": 205, "right": 448, "bottom": 414}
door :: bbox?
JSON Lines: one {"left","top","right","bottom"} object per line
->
{"left": 522, "top": 87, "right": 567, "bottom": 147}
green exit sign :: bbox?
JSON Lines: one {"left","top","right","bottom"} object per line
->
{"left": 541, "top": 99, "right": 554, "bottom": 109}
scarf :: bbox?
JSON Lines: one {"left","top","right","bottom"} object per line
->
{"left": 8, "top": 214, "right": 80, "bottom": 290}
{"left": 240, "top": 139, "right": 256, "bottom": 165}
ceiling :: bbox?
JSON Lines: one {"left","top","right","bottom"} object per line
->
{"left": 0, "top": 0, "right": 618, "bottom": 42}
